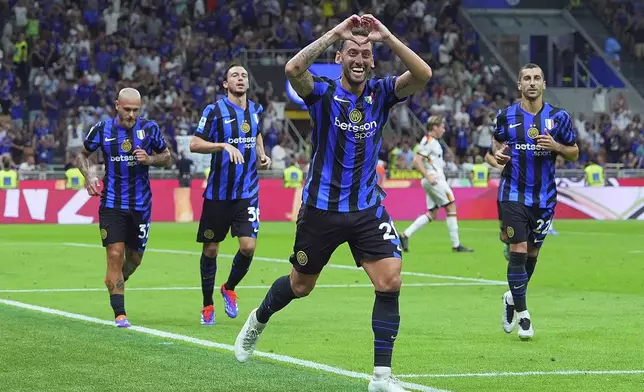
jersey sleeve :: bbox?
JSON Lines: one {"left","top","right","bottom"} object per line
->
{"left": 301, "top": 76, "right": 332, "bottom": 106}
{"left": 493, "top": 109, "right": 508, "bottom": 143}
{"left": 148, "top": 122, "right": 167, "bottom": 153}
{"left": 415, "top": 141, "right": 432, "bottom": 159}
{"left": 555, "top": 111, "right": 577, "bottom": 146}
{"left": 83, "top": 122, "right": 102, "bottom": 152}
{"left": 382, "top": 76, "right": 407, "bottom": 108}
{"left": 195, "top": 104, "right": 217, "bottom": 141}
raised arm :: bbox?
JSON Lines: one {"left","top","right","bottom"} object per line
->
{"left": 361, "top": 14, "right": 432, "bottom": 99}
{"left": 284, "top": 15, "right": 363, "bottom": 98}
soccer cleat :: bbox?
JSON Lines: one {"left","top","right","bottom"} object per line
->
{"left": 368, "top": 376, "right": 410, "bottom": 392}
{"left": 548, "top": 228, "right": 559, "bottom": 236}
{"left": 234, "top": 308, "right": 266, "bottom": 363}
{"left": 452, "top": 245, "right": 473, "bottom": 252}
{"left": 201, "top": 305, "right": 215, "bottom": 326}
{"left": 502, "top": 291, "right": 516, "bottom": 333}
{"left": 399, "top": 234, "right": 409, "bottom": 252}
{"left": 115, "top": 315, "right": 131, "bottom": 328}
{"left": 220, "top": 284, "right": 239, "bottom": 318}
{"left": 518, "top": 317, "right": 534, "bottom": 340}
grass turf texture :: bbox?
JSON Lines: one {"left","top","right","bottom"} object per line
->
{"left": 1, "top": 220, "right": 643, "bottom": 392}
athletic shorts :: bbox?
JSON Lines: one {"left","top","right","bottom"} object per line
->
{"left": 499, "top": 201, "right": 555, "bottom": 249}
{"left": 98, "top": 206, "right": 151, "bottom": 252}
{"left": 421, "top": 178, "right": 455, "bottom": 210}
{"left": 197, "top": 197, "right": 259, "bottom": 243}
{"left": 290, "top": 204, "right": 403, "bottom": 275}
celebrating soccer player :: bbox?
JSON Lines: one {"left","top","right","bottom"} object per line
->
{"left": 492, "top": 63, "right": 578, "bottom": 340}
{"left": 233, "top": 15, "right": 431, "bottom": 392}
{"left": 79, "top": 88, "right": 172, "bottom": 328}
{"left": 399, "top": 115, "right": 473, "bottom": 253}
{"left": 189, "top": 63, "right": 271, "bottom": 326}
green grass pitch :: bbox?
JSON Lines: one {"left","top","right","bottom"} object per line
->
{"left": 1, "top": 220, "right": 643, "bottom": 392}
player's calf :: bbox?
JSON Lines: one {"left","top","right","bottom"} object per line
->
{"left": 123, "top": 249, "right": 143, "bottom": 282}
{"left": 105, "top": 243, "right": 128, "bottom": 323}
{"left": 222, "top": 241, "right": 256, "bottom": 319}
{"left": 200, "top": 246, "right": 218, "bottom": 325}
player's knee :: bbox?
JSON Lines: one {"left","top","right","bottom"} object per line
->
{"left": 509, "top": 242, "right": 528, "bottom": 254}
{"left": 106, "top": 247, "right": 124, "bottom": 265}
{"left": 290, "top": 280, "right": 315, "bottom": 297}
{"left": 374, "top": 274, "right": 402, "bottom": 293}
{"left": 238, "top": 243, "right": 255, "bottom": 257}
{"left": 202, "top": 243, "right": 219, "bottom": 258}
{"left": 126, "top": 251, "right": 142, "bottom": 266}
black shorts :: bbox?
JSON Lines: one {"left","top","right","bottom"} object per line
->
{"left": 290, "top": 204, "right": 403, "bottom": 275}
{"left": 500, "top": 201, "right": 554, "bottom": 249}
{"left": 197, "top": 198, "right": 259, "bottom": 243}
{"left": 497, "top": 200, "right": 503, "bottom": 222}
{"left": 98, "top": 206, "right": 151, "bottom": 252}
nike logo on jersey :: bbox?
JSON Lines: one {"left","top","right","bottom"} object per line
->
{"left": 333, "top": 95, "right": 351, "bottom": 103}
{"left": 509, "top": 123, "right": 522, "bottom": 129}
{"left": 224, "top": 118, "right": 236, "bottom": 124}
{"left": 105, "top": 137, "right": 116, "bottom": 142}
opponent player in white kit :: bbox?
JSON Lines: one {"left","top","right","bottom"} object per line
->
{"left": 399, "top": 115, "right": 473, "bottom": 253}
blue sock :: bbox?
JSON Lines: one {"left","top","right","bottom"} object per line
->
{"left": 200, "top": 254, "right": 217, "bottom": 307}
{"left": 508, "top": 252, "right": 528, "bottom": 312}
{"left": 224, "top": 250, "right": 253, "bottom": 291}
{"left": 256, "top": 275, "right": 297, "bottom": 324}
{"left": 110, "top": 294, "right": 125, "bottom": 317}
{"left": 372, "top": 290, "right": 400, "bottom": 368}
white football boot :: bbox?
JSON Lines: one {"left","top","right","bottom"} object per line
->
{"left": 234, "top": 308, "right": 266, "bottom": 362}
{"left": 502, "top": 290, "right": 517, "bottom": 333}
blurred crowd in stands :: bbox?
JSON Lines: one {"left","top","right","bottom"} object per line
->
{"left": 0, "top": 0, "right": 643, "bottom": 179}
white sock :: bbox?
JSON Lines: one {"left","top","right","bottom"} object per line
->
{"left": 373, "top": 366, "right": 392, "bottom": 380}
{"left": 446, "top": 216, "right": 460, "bottom": 248}
{"left": 403, "top": 214, "right": 430, "bottom": 238}
{"left": 517, "top": 310, "right": 530, "bottom": 320}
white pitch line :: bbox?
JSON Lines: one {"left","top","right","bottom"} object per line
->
{"left": 398, "top": 370, "right": 644, "bottom": 378}
{"left": 59, "top": 242, "right": 506, "bottom": 285}
{"left": 0, "top": 282, "right": 499, "bottom": 294}
{"left": 0, "top": 298, "right": 449, "bottom": 392}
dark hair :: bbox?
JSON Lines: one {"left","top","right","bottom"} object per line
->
{"left": 339, "top": 27, "right": 370, "bottom": 52}
{"left": 518, "top": 63, "right": 544, "bottom": 80}
{"left": 225, "top": 61, "right": 246, "bottom": 79}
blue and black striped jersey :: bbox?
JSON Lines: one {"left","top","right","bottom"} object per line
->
{"left": 195, "top": 97, "right": 263, "bottom": 200}
{"left": 494, "top": 102, "right": 577, "bottom": 209}
{"left": 299, "top": 76, "right": 405, "bottom": 212}
{"left": 84, "top": 117, "right": 167, "bottom": 211}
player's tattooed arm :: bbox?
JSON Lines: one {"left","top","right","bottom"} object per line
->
{"left": 77, "top": 148, "right": 101, "bottom": 196}
{"left": 285, "top": 34, "right": 335, "bottom": 97}
{"left": 147, "top": 147, "right": 173, "bottom": 167}
{"left": 76, "top": 148, "right": 93, "bottom": 180}
{"left": 285, "top": 15, "right": 361, "bottom": 97}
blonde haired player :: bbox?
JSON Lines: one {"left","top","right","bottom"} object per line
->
{"left": 399, "top": 116, "right": 472, "bottom": 253}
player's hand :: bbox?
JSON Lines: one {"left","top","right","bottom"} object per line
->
{"left": 86, "top": 176, "right": 101, "bottom": 197}
{"left": 332, "top": 14, "right": 368, "bottom": 45}
{"left": 534, "top": 130, "right": 559, "bottom": 152}
{"left": 224, "top": 144, "right": 245, "bottom": 164}
{"left": 361, "top": 14, "right": 392, "bottom": 43}
{"left": 258, "top": 154, "right": 271, "bottom": 170}
{"left": 494, "top": 145, "right": 511, "bottom": 165}
{"left": 133, "top": 147, "right": 152, "bottom": 165}
{"left": 426, "top": 173, "right": 438, "bottom": 186}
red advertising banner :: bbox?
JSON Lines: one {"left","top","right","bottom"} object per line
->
{"left": 1, "top": 179, "right": 643, "bottom": 224}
